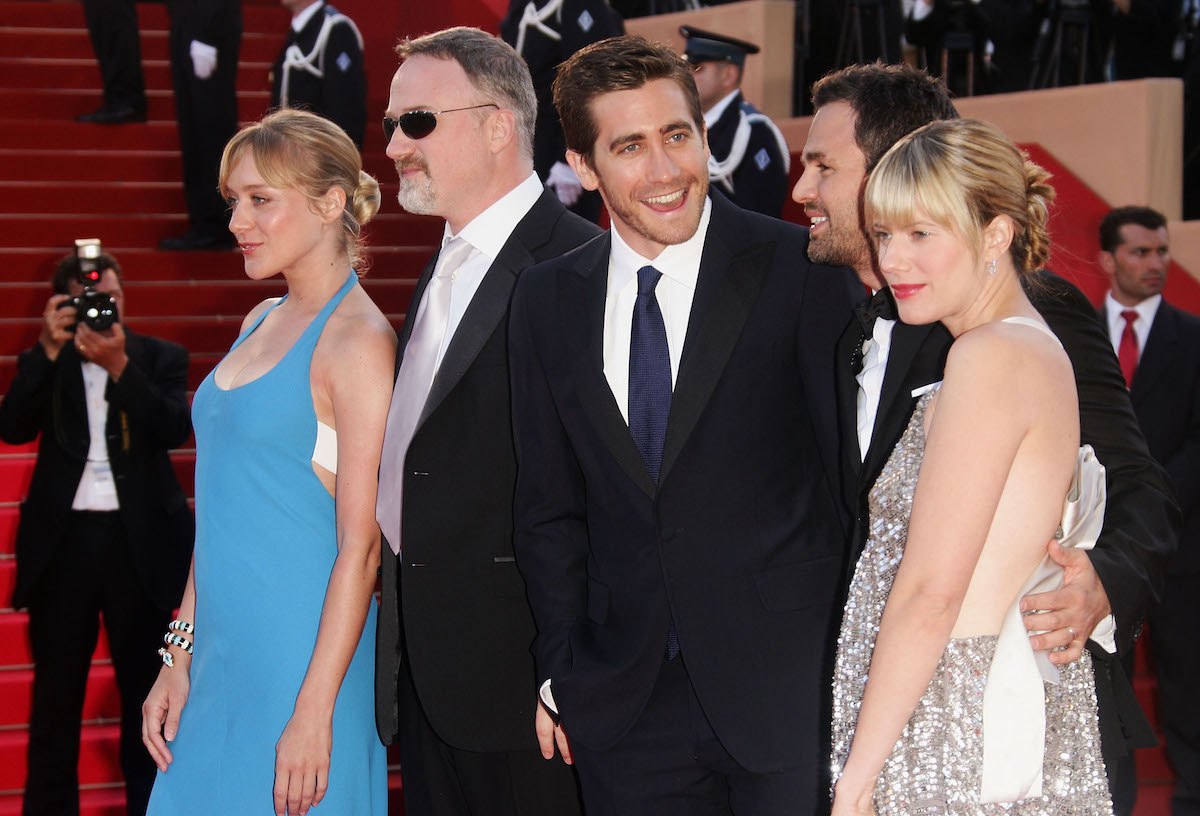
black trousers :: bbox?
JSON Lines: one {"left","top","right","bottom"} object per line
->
{"left": 165, "top": 1, "right": 241, "bottom": 235}
{"left": 81, "top": 0, "right": 145, "bottom": 111}
{"left": 569, "top": 657, "right": 815, "bottom": 816}
{"left": 1151, "top": 572, "right": 1200, "bottom": 816}
{"left": 396, "top": 650, "right": 583, "bottom": 816}
{"left": 22, "top": 512, "right": 169, "bottom": 816}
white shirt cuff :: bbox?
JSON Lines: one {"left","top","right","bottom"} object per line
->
{"left": 1089, "top": 614, "right": 1117, "bottom": 654}
{"left": 539, "top": 678, "right": 557, "bottom": 714}
{"left": 911, "top": 0, "right": 935, "bottom": 21}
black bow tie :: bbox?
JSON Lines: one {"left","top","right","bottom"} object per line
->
{"left": 854, "top": 288, "right": 897, "bottom": 336}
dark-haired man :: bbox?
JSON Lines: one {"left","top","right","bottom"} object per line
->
{"left": 510, "top": 34, "right": 856, "bottom": 815}
{"left": 680, "top": 26, "right": 789, "bottom": 217}
{"left": 793, "top": 61, "right": 1176, "bottom": 814}
{"left": 374, "top": 26, "right": 596, "bottom": 816}
{"left": 1097, "top": 205, "right": 1200, "bottom": 816}
{"left": 0, "top": 252, "right": 193, "bottom": 816}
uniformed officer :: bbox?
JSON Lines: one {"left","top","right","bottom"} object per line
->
{"left": 681, "top": 25, "right": 790, "bottom": 218}
{"left": 270, "top": 0, "right": 367, "bottom": 148}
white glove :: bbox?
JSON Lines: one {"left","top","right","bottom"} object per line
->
{"left": 189, "top": 40, "right": 218, "bottom": 79}
{"left": 547, "top": 161, "right": 583, "bottom": 207}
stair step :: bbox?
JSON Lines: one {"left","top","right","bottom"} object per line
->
{"left": 0, "top": 785, "right": 127, "bottom": 816}
{"left": 0, "top": 119, "right": 184, "bottom": 152}
{"left": 0, "top": 247, "right": 437, "bottom": 283}
{"left": 0, "top": 2, "right": 289, "bottom": 32}
{"left": 1137, "top": 738, "right": 1178, "bottom": 783}
{"left": 0, "top": 610, "right": 109, "bottom": 667}
{"left": 0, "top": 150, "right": 400, "bottom": 189}
{"left": 0, "top": 58, "right": 274, "bottom": 94}
{"left": 0, "top": 449, "right": 196, "bottom": 504}
{"left": 0, "top": 722, "right": 123, "bottom": 790}
{"left": 0, "top": 504, "right": 17, "bottom": 557}
{"left": 0, "top": 181, "right": 185, "bottom": 216}
{"left": 0, "top": 28, "right": 283, "bottom": 65}
{"left": 0, "top": 87, "right": 274, "bottom": 126}
{"left": 0, "top": 213, "right": 442, "bottom": 251}
{"left": 0, "top": 559, "right": 12, "bottom": 610}
{"left": 1132, "top": 781, "right": 1176, "bottom": 816}
{"left": 0, "top": 662, "right": 121, "bottom": 728}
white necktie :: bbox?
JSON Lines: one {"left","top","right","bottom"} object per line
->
{"left": 377, "top": 237, "right": 474, "bottom": 554}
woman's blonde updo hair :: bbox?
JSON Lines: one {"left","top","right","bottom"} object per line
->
{"left": 864, "top": 118, "right": 1055, "bottom": 278}
{"left": 218, "top": 108, "right": 381, "bottom": 272}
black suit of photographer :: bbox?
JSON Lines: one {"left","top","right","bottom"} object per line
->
{"left": 0, "top": 270, "right": 193, "bottom": 816}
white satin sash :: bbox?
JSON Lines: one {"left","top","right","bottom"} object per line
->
{"left": 980, "top": 444, "right": 1106, "bottom": 803}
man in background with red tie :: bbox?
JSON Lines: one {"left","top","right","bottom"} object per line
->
{"left": 1099, "top": 204, "right": 1200, "bottom": 816}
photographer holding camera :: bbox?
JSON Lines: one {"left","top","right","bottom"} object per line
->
{"left": 0, "top": 247, "right": 193, "bottom": 816}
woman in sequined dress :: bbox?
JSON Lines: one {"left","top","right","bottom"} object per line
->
{"left": 829, "top": 118, "right": 1114, "bottom": 816}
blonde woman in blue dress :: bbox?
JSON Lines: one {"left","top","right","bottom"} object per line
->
{"left": 140, "top": 108, "right": 394, "bottom": 815}
{"left": 830, "top": 118, "right": 1114, "bottom": 815}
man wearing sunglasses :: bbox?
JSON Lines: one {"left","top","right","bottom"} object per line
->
{"left": 373, "top": 26, "right": 598, "bottom": 816}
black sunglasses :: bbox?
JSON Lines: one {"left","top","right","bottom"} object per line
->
{"left": 382, "top": 103, "right": 499, "bottom": 141}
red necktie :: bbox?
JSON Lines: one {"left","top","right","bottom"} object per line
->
{"left": 1118, "top": 309, "right": 1139, "bottom": 389}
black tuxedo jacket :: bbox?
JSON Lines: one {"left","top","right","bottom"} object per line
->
{"left": 374, "top": 188, "right": 601, "bottom": 751}
{"left": 706, "top": 91, "right": 789, "bottom": 219}
{"left": 1102, "top": 299, "right": 1200, "bottom": 574}
{"left": 510, "top": 194, "right": 858, "bottom": 779}
{"left": 839, "top": 273, "right": 1176, "bottom": 760}
{"left": 269, "top": 4, "right": 366, "bottom": 148}
{"left": 0, "top": 331, "right": 194, "bottom": 611}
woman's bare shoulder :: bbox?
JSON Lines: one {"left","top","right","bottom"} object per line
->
{"left": 239, "top": 297, "right": 283, "bottom": 334}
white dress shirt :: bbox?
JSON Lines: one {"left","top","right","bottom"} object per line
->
{"left": 603, "top": 197, "right": 712, "bottom": 420}
{"left": 430, "top": 172, "right": 544, "bottom": 373}
{"left": 290, "top": 0, "right": 324, "bottom": 32}
{"left": 856, "top": 314, "right": 895, "bottom": 461}
{"left": 1104, "top": 290, "right": 1160, "bottom": 362}
{"left": 703, "top": 90, "right": 740, "bottom": 129}
{"left": 71, "top": 361, "right": 119, "bottom": 511}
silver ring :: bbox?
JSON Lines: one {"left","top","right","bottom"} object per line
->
{"left": 1067, "top": 627, "right": 1077, "bottom": 637}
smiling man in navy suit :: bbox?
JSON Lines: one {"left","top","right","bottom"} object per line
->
{"left": 1098, "top": 205, "right": 1200, "bottom": 816}
{"left": 509, "top": 35, "right": 857, "bottom": 816}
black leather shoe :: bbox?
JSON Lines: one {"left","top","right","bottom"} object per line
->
{"left": 157, "top": 229, "right": 237, "bottom": 251}
{"left": 76, "top": 104, "right": 147, "bottom": 124}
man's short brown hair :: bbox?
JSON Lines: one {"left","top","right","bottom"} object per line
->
{"left": 812, "top": 62, "right": 959, "bottom": 171}
{"left": 553, "top": 35, "right": 703, "bottom": 166}
{"left": 53, "top": 251, "right": 122, "bottom": 294}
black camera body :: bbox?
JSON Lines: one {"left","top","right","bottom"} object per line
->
{"left": 62, "top": 238, "right": 119, "bottom": 331}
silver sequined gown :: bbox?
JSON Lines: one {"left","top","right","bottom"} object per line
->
{"left": 831, "top": 390, "right": 1114, "bottom": 815}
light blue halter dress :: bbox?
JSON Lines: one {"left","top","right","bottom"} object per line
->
{"left": 147, "top": 271, "right": 386, "bottom": 814}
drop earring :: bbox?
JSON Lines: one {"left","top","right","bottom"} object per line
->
{"left": 987, "top": 258, "right": 998, "bottom": 277}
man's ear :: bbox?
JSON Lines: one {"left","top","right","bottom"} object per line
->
{"left": 489, "top": 108, "right": 517, "bottom": 154}
{"left": 1098, "top": 249, "right": 1116, "bottom": 279}
{"left": 566, "top": 150, "right": 600, "bottom": 192}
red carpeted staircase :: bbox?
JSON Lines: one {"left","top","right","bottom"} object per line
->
{"left": 0, "top": 1, "right": 1187, "bottom": 814}
{"left": 0, "top": 1, "right": 437, "bottom": 812}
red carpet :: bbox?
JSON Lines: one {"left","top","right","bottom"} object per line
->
{"left": 0, "top": 1, "right": 1180, "bottom": 814}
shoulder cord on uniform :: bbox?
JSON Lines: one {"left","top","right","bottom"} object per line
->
{"left": 707, "top": 105, "right": 791, "bottom": 195}
{"left": 514, "top": 0, "right": 565, "bottom": 55}
{"left": 279, "top": 11, "right": 364, "bottom": 107}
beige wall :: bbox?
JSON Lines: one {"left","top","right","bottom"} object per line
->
{"left": 625, "top": 0, "right": 795, "bottom": 120}
{"left": 777, "top": 79, "right": 1197, "bottom": 278}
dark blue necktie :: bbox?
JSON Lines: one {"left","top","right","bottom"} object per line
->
{"left": 628, "top": 265, "right": 679, "bottom": 660}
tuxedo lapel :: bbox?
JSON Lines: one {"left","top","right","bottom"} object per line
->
{"left": 567, "top": 236, "right": 657, "bottom": 498}
{"left": 396, "top": 254, "right": 437, "bottom": 378}
{"left": 835, "top": 315, "right": 865, "bottom": 514}
{"left": 660, "top": 200, "right": 768, "bottom": 485}
{"left": 1132, "top": 303, "right": 1179, "bottom": 404}
{"left": 861, "top": 321, "right": 943, "bottom": 490}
